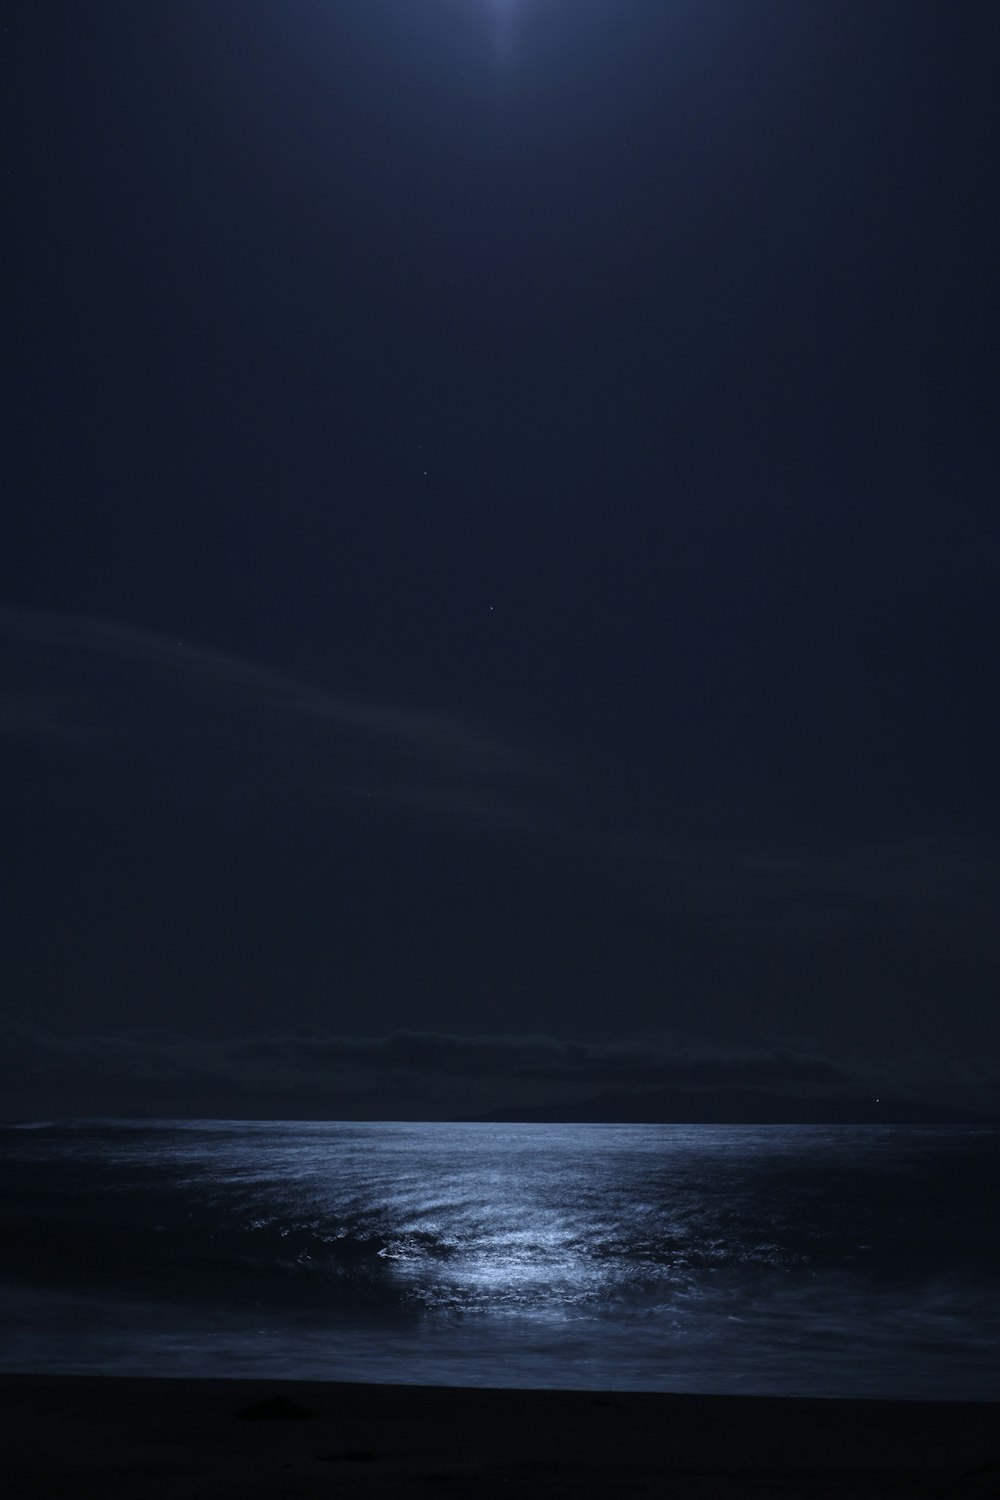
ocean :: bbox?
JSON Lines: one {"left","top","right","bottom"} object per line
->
{"left": 1, "top": 1119, "right": 997, "bottom": 1400}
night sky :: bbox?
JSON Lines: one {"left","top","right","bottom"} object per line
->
{"left": 3, "top": 0, "right": 999, "bottom": 1120}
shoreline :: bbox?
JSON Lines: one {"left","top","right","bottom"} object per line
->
{"left": 4, "top": 1372, "right": 998, "bottom": 1497}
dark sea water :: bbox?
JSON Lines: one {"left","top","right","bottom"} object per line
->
{"left": 1, "top": 1120, "right": 997, "bottom": 1399}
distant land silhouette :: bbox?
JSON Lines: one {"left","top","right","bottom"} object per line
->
{"left": 456, "top": 1087, "right": 998, "bottom": 1127}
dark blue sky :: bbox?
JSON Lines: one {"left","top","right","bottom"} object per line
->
{"left": 3, "top": 1, "right": 999, "bottom": 1117}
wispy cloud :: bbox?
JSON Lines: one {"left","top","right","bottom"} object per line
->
{"left": 2, "top": 606, "right": 998, "bottom": 936}
{"left": 0, "top": 606, "right": 532, "bottom": 776}
{"left": 0, "top": 605, "right": 544, "bottom": 828}
{"left": 692, "top": 833, "right": 1000, "bottom": 940}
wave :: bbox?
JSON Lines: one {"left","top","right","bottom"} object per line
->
{"left": 3, "top": 1120, "right": 998, "bottom": 1322}
{"left": 0, "top": 1202, "right": 416, "bottom": 1311}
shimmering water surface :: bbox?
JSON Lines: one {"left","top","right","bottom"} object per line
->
{"left": 2, "top": 1120, "right": 997, "bottom": 1398}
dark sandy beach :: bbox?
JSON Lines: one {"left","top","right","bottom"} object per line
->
{"left": 3, "top": 1374, "right": 998, "bottom": 1499}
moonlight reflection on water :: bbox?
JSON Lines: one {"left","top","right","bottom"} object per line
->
{"left": 2, "top": 1120, "right": 998, "bottom": 1398}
